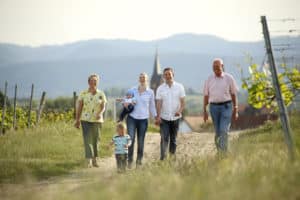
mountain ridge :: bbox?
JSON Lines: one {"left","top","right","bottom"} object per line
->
{"left": 0, "top": 33, "right": 299, "bottom": 97}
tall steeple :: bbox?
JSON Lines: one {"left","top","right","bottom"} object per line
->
{"left": 150, "top": 48, "right": 163, "bottom": 94}
{"left": 153, "top": 48, "right": 161, "bottom": 76}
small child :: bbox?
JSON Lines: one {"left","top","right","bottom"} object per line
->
{"left": 111, "top": 122, "right": 132, "bottom": 173}
{"left": 116, "top": 89, "right": 136, "bottom": 122}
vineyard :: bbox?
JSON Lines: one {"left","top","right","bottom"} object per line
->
{"left": 0, "top": 107, "right": 74, "bottom": 133}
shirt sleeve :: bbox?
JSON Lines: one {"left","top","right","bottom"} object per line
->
{"left": 78, "top": 91, "right": 85, "bottom": 102}
{"left": 179, "top": 84, "right": 186, "bottom": 98}
{"left": 203, "top": 80, "right": 209, "bottom": 96}
{"left": 156, "top": 86, "right": 162, "bottom": 100}
{"left": 229, "top": 75, "right": 238, "bottom": 95}
{"left": 149, "top": 89, "right": 157, "bottom": 117}
{"left": 101, "top": 91, "right": 107, "bottom": 103}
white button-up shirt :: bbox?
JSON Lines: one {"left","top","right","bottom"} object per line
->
{"left": 203, "top": 72, "right": 238, "bottom": 103}
{"left": 129, "top": 87, "right": 157, "bottom": 120}
{"left": 156, "top": 81, "right": 185, "bottom": 121}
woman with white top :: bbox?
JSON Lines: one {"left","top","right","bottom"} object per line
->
{"left": 126, "top": 72, "right": 157, "bottom": 168}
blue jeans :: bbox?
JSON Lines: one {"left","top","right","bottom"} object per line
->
{"left": 126, "top": 115, "right": 148, "bottom": 164}
{"left": 209, "top": 102, "right": 232, "bottom": 152}
{"left": 160, "top": 119, "right": 179, "bottom": 160}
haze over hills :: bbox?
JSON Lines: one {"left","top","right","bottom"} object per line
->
{"left": 0, "top": 33, "right": 299, "bottom": 97}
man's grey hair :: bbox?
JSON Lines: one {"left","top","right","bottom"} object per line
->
{"left": 213, "top": 58, "right": 224, "bottom": 65}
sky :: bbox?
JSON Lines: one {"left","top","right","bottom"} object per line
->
{"left": 0, "top": 0, "right": 299, "bottom": 46}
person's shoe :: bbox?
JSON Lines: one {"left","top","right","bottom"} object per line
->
{"left": 136, "top": 160, "right": 142, "bottom": 169}
{"left": 92, "top": 157, "right": 100, "bottom": 167}
{"left": 127, "top": 162, "right": 133, "bottom": 169}
{"left": 86, "top": 158, "right": 93, "bottom": 168}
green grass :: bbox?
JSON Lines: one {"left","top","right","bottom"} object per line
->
{"left": 2, "top": 114, "right": 300, "bottom": 199}
{"left": 0, "top": 121, "right": 115, "bottom": 183}
{"left": 54, "top": 113, "right": 300, "bottom": 200}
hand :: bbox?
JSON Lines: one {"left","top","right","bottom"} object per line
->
{"left": 74, "top": 120, "right": 80, "bottom": 129}
{"left": 232, "top": 109, "right": 239, "bottom": 121}
{"left": 175, "top": 111, "right": 181, "bottom": 117}
{"left": 123, "top": 103, "right": 129, "bottom": 109}
{"left": 96, "top": 114, "right": 101, "bottom": 120}
{"left": 155, "top": 116, "right": 161, "bottom": 126}
{"left": 203, "top": 112, "right": 208, "bottom": 123}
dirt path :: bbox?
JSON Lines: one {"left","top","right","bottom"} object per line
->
{"left": 0, "top": 132, "right": 239, "bottom": 199}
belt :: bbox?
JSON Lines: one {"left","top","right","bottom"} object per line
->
{"left": 210, "top": 100, "right": 232, "bottom": 105}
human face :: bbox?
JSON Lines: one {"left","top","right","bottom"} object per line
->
{"left": 213, "top": 61, "right": 223, "bottom": 77}
{"left": 88, "top": 76, "right": 98, "bottom": 89}
{"left": 117, "top": 127, "right": 125, "bottom": 136}
{"left": 139, "top": 73, "right": 147, "bottom": 85}
{"left": 163, "top": 69, "right": 174, "bottom": 83}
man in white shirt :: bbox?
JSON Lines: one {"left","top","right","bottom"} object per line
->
{"left": 156, "top": 67, "right": 185, "bottom": 160}
{"left": 203, "top": 58, "right": 239, "bottom": 153}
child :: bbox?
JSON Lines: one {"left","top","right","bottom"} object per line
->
{"left": 111, "top": 122, "right": 132, "bottom": 173}
{"left": 116, "top": 89, "right": 136, "bottom": 122}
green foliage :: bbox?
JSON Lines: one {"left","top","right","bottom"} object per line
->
{"left": 0, "top": 107, "right": 36, "bottom": 132}
{"left": 0, "top": 107, "right": 74, "bottom": 132}
{"left": 0, "top": 90, "right": 11, "bottom": 108}
{"left": 242, "top": 63, "right": 300, "bottom": 111}
{"left": 44, "top": 97, "right": 74, "bottom": 111}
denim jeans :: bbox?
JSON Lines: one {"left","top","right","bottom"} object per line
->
{"left": 126, "top": 115, "right": 148, "bottom": 164}
{"left": 209, "top": 102, "right": 232, "bottom": 152}
{"left": 160, "top": 119, "right": 179, "bottom": 160}
{"left": 81, "top": 121, "right": 102, "bottom": 158}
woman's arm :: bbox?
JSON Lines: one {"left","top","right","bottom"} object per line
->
{"left": 149, "top": 92, "right": 157, "bottom": 118}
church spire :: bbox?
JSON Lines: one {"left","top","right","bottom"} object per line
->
{"left": 150, "top": 48, "right": 163, "bottom": 94}
{"left": 153, "top": 47, "right": 161, "bottom": 75}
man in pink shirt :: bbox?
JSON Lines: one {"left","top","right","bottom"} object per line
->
{"left": 203, "top": 58, "right": 238, "bottom": 153}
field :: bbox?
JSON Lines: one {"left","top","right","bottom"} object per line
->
{"left": 0, "top": 114, "right": 300, "bottom": 199}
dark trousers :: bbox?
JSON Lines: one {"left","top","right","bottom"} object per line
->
{"left": 115, "top": 154, "right": 128, "bottom": 172}
{"left": 119, "top": 104, "right": 134, "bottom": 121}
{"left": 160, "top": 119, "right": 179, "bottom": 160}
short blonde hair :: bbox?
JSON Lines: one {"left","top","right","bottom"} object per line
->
{"left": 116, "top": 122, "right": 127, "bottom": 131}
{"left": 88, "top": 74, "right": 100, "bottom": 82}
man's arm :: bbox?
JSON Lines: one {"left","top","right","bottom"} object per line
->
{"left": 175, "top": 97, "right": 185, "bottom": 116}
{"left": 155, "top": 99, "right": 162, "bottom": 125}
{"left": 203, "top": 95, "right": 209, "bottom": 123}
{"left": 231, "top": 94, "right": 238, "bottom": 121}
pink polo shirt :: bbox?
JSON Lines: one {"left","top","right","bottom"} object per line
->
{"left": 203, "top": 72, "right": 238, "bottom": 103}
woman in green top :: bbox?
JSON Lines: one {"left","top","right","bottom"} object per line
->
{"left": 75, "top": 74, "right": 107, "bottom": 168}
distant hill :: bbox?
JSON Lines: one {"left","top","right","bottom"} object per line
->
{"left": 0, "top": 33, "right": 299, "bottom": 97}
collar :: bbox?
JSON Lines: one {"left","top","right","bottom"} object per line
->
{"left": 164, "top": 81, "right": 175, "bottom": 88}
{"left": 214, "top": 72, "right": 224, "bottom": 78}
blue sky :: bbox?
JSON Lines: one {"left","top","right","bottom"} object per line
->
{"left": 0, "top": 0, "right": 299, "bottom": 46}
